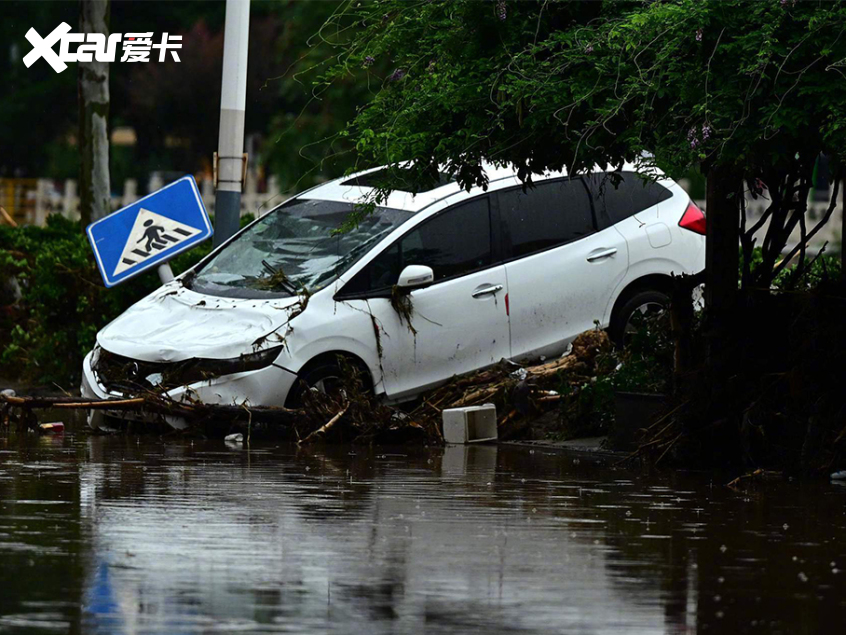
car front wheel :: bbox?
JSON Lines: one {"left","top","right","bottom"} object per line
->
{"left": 285, "top": 357, "right": 371, "bottom": 408}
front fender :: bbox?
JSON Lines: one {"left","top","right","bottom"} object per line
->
{"left": 272, "top": 299, "right": 385, "bottom": 394}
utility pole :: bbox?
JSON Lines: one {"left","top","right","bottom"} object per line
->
{"left": 213, "top": 0, "right": 250, "bottom": 247}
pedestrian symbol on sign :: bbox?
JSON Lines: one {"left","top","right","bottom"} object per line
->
{"left": 140, "top": 220, "right": 165, "bottom": 251}
{"left": 112, "top": 207, "right": 203, "bottom": 276}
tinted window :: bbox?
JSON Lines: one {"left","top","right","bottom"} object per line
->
{"left": 402, "top": 197, "right": 491, "bottom": 280}
{"left": 586, "top": 172, "right": 673, "bottom": 229}
{"left": 497, "top": 179, "right": 594, "bottom": 259}
{"left": 341, "top": 197, "right": 492, "bottom": 295}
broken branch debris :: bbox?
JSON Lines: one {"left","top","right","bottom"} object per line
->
{"left": 2, "top": 330, "right": 612, "bottom": 445}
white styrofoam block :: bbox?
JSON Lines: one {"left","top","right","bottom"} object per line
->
{"left": 442, "top": 403, "right": 498, "bottom": 444}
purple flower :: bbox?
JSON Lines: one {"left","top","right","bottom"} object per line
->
{"left": 388, "top": 68, "right": 406, "bottom": 82}
{"left": 687, "top": 127, "right": 699, "bottom": 149}
{"left": 585, "top": 44, "right": 594, "bottom": 54}
{"left": 688, "top": 123, "right": 712, "bottom": 150}
{"left": 363, "top": 55, "right": 375, "bottom": 68}
{"left": 496, "top": 0, "right": 507, "bottom": 21}
{"left": 695, "top": 29, "right": 703, "bottom": 42}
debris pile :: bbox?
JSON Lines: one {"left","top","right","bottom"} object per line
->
{"left": 289, "top": 328, "right": 612, "bottom": 444}
{"left": 1, "top": 330, "right": 613, "bottom": 445}
{"left": 403, "top": 328, "right": 611, "bottom": 441}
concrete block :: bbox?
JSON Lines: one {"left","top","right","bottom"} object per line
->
{"left": 442, "top": 404, "right": 498, "bottom": 444}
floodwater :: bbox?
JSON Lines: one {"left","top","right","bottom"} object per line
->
{"left": 1, "top": 432, "right": 845, "bottom": 634}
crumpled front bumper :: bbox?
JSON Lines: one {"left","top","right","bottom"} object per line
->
{"left": 80, "top": 350, "right": 299, "bottom": 429}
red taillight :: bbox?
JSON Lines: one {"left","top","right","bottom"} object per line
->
{"left": 679, "top": 201, "right": 706, "bottom": 235}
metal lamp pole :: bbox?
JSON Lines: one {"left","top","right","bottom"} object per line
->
{"left": 213, "top": 0, "right": 250, "bottom": 247}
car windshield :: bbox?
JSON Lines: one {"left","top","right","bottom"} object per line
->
{"left": 188, "top": 199, "right": 413, "bottom": 298}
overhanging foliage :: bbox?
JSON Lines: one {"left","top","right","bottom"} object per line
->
{"left": 326, "top": 0, "right": 846, "bottom": 191}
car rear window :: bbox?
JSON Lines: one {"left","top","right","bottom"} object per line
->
{"left": 585, "top": 172, "right": 673, "bottom": 229}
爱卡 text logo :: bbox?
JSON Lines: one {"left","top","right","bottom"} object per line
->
{"left": 23, "top": 22, "right": 182, "bottom": 74}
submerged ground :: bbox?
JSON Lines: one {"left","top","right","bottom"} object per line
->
{"left": 1, "top": 423, "right": 845, "bottom": 634}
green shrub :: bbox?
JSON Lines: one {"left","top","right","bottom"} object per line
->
{"left": 556, "top": 313, "right": 676, "bottom": 440}
{"left": 740, "top": 245, "right": 842, "bottom": 290}
{"left": 0, "top": 214, "right": 251, "bottom": 388}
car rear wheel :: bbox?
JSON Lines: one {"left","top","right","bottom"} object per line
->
{"left": 609, "top": 289, "right": 670, "bottom": 348}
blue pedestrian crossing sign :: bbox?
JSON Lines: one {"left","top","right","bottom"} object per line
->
{"left": 86, "top": 176, "right": 212, "bottom": 287}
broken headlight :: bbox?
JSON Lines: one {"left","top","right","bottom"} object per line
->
{"left": 189, "top": 346, "right": 284, "bottom": 378}
{"left": 93, "top": 346, "right": 284, "bottom": 392}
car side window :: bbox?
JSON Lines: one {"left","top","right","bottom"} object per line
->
{"left": 402, "top": 196, "right": 491, "bottom": 281}
{"left": 586, "top": 171, "right": 673, "bottom": 229}
{"left": 497, "top": 178, "right": 594, "bottom": 259}
{"left": 340, "top": 196, "right": 492, "bottom": 296}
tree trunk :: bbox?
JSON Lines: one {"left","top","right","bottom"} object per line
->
{"left": 704, "top": 165, "right": 740, "bottom": 323}
{"left": 78, "top": 0, "right": 110, "bottom": 226}
{"left": 842, "top": 182, "right": 846, "bottom": 283}
{"left": 703, "top": 164, "right": 741, "bottom": 416}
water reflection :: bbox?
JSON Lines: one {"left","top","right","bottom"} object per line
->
{"left": 1, "top": 434, "right": 845, "bottom": 633}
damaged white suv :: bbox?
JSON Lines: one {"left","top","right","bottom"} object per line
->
{"left": 81, "top": 164, "right": 705, "bottom": 417}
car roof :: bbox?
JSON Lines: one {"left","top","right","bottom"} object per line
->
{"left": 299, "top": 162, "right": 664, "bottom": 213}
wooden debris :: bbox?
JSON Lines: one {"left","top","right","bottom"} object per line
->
{"left": 2, "top": 329, "right": 613, "bottom": 446}
{"left": 0, "top": 391, "right": 302, "bottom": 435}
{"left": 3, "top": 395, "right": 146, "bottom": 410}
{"left": 727, "top": 468, "right": 783, "bottom": 489}
{"left": 299, "top": 404, "right": 349, "bottom": 445}
{"left": 404, "top": 329, "right": 612, "bottom": 440}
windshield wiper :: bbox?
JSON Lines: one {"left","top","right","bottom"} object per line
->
{"left": 261, "top": 260, "right": 300, "bottom": 295}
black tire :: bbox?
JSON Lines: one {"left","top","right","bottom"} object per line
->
{"left": 285, "top": 357, "right": 371, "bottom": 408}
{"left": 609, "top": 289, "right": 670, "bottom": 348}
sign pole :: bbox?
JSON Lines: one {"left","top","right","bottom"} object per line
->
{"left": 157, "top": 263, "right": 175, "bottom": 284}
{"left": 213, "top": 0, "right": 250, "bottom": 248}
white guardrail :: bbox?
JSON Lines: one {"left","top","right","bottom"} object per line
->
{"left": 0, "top": 173, "right": 289, "bottom": 227}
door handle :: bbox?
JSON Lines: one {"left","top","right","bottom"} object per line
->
{"left": 472, "top": 284, "right": 503, "bottom": 298}
{"left": 586, "top": 248, "right": 618, "bottom": 262}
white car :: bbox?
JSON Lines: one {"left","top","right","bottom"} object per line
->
{"left": 81, "top": 164, "right": 705, "bottom": 415}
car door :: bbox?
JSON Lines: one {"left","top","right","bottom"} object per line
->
{"left": 497, "top": 177, "right": 629, "bottom": 362}
{"left": 337, "top": 195, "right": 511, "bottom": 400}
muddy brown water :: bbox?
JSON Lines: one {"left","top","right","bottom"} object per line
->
{"left": 1, "top": 425, "right": 845, "bottom": 634}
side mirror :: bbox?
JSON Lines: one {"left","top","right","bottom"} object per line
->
{"left": 397, "top": 265, "right": 434, "bottom": 289}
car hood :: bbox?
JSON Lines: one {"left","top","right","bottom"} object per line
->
{"left": 97, "top": 282, "right": 304, "bottom": 362}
